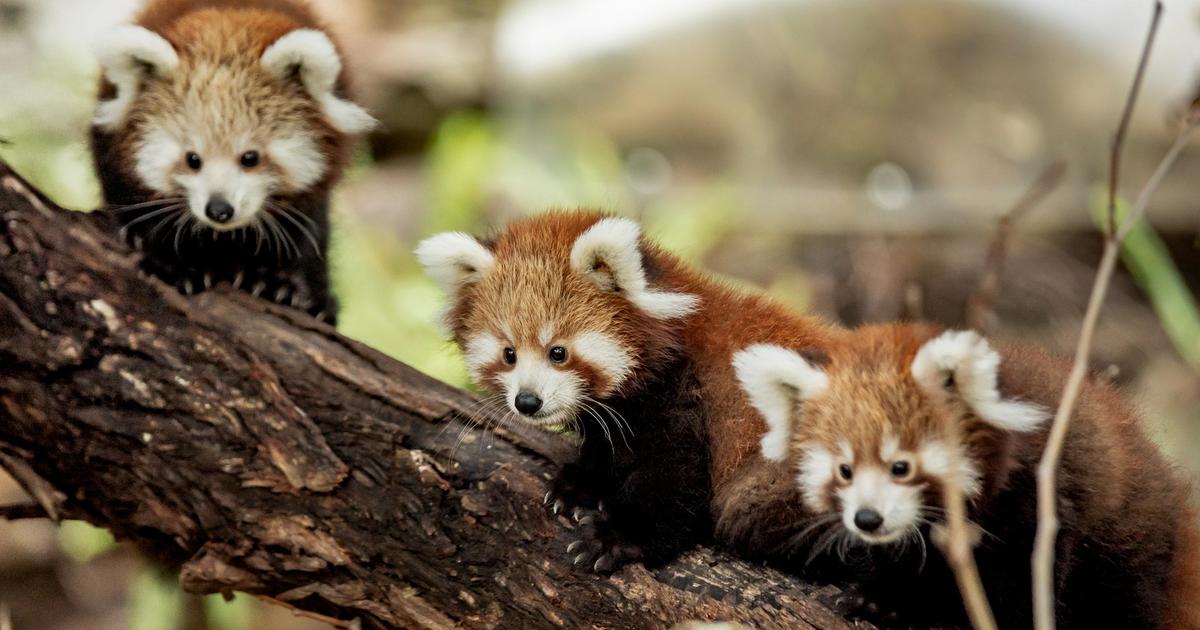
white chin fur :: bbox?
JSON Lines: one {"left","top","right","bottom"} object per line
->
{"left": 569, "top": 217, "right": 699, "bottom": 320}
{"left": 93, "top": 26, "right": 179, "bottom": 131}
{"left": 260, "top": 29, "right": 377, "bottom": 135}
{"left": 911, "top": 330, "right": 1049, "bottom": 432}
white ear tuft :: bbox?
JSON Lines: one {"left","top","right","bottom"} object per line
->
{"left": 93, "top": 26, "right": 179, "bottom": 131}
{"left": 911, "top": 330, "right": 1049, "bottom": 432}
{"left": 569, "top": 217, "right": 699, "bottom": 320}
{"left": 261, "top": 29, "right": 377, "bottom": 135}
{"left": 415, "top": 232, "right": 495, "bottom": 294}
{"left": 733, "top": 344, "right": 829, "bottom": 462}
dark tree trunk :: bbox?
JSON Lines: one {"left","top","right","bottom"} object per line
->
{"left": 0, "top": 162, "right": 870, "bottom": 629}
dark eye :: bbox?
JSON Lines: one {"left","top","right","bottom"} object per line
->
{"left": 838, "top": 464, "right": 853, "bottom": 481}
{"left": 548, "top": 346, "right": 568, "bottom": 363}
{"left": 186, "top": 152, "right": 202, "bottom": 171}
{"left": 240, "top": 150, "right": 260, "bottom": 168}
{"left": 503, "top": 347, "right": 517, "bottom": 365}
{"left": 891, "top": 461, "right": 911, "bottom": 478}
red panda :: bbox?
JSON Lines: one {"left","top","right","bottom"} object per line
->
{"left": 90, "top": 0, "right": 375, "bottom": 322}
{"left": 417, "top": 210, "right": 837, "bottom": 571}
{"left": 730, "top": 323, "right": 1200, "bottom": 629}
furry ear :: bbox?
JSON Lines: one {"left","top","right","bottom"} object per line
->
{"left": 260, "top": 29, "right": 377, "bottom": 135}
{"left": 93, "top": 26, "right": 179, "bottom": 130}
{"left": 569, "top": 217, "right": 699, "bottom": 319}
{"left": 733, "top": 344, "right": 830, "bottom": 462}
{"left": 415, "top": 232, "right": 495, "bottom": 294}
{"left": 911, "top": 330, "right": 1049, "bottom": 432}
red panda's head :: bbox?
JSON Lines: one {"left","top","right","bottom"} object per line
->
{"left": 734, "top": 327, "right": 1048, "bottom": 549}
{"left": 417, "top": 212, "right": 698, "bottom": 430}
{"left": 93, "top": 18, "right": 374, "bottom": 230}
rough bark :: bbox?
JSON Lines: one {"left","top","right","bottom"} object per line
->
{"left": 0, "top": 161, "right": 870, "bottom": 629}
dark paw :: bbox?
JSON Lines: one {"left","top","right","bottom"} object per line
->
{"left": 563, "top": 505, "right": 642, "bottom": 573}
{"left": 545, "top": 469, "right": 603, "bottom": 516}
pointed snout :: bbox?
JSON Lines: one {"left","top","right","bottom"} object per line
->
{"left": 514, "top": 391, "right": 543, "bottom": 416}
{"left": 205, "top": 195, "right": 235, "bottom": 224}
{"left": 853, "top": 508, "right": 884, "bottom": 533}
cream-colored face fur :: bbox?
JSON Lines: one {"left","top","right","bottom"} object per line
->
{"left": 417, "top": 216, "right": 697, "bottom": 433}
{"left": 735, "top": 331, "right": 1049, "bottom": 549}
{"left": 95, "top": 25, "right": 376, "bottom": 232}
{"left": 131, "top": 60, "right": 327, "bottom": 231}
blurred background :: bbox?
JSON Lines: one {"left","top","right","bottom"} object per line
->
{"left": 1, "top": 0, "right": 1199, "bottom": 627}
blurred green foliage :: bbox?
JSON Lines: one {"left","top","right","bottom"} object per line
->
{"left": 1090, "top": 190, "right": 1200, "bottom": 372}
{"left": 58, "top": 520, "right": 116, "bottom": 562}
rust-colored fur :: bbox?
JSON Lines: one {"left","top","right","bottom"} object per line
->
{"left": 91, "top": 0, "right": 364, "bottom": 320}
{"left": 725, "top": 322, "right": 1200, "bottom": 628}
{"left": 442, "top": 210, "right": 839, "bottom": 565}
{"left": 110, "top": 0, "right": 352, "bottom": 193}
{"left": 458, "top": 211, "right": 838, "bottom": 495}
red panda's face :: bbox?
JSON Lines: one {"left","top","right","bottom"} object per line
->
{"left": 94, "top": 24, "right": 375, "bottom": 231}
{"left": 418, "top": 214, "right": 697, "bottom": 432}
{"left": 735, "top": 329, "right": 1048, "bottom": 552}
{"left": 787, "top": 377, "right": 975, "bottom": 546}
{"left": 129, "top": 60, "right": 330, "bottom": 232}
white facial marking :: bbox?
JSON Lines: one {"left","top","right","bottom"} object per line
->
{"left": 260, "top": 29, "right": 377, "bottom": 134}
{"left": 538, "top": 324, "right": 555, "bottom": 347}
{"left": 176, "top": 159, "right": 268, "bottom": 230}
{"left": 920, "top": 439, "right": 982, "bottom": 497}
{"left": 911, "top": 330, "right": 1050, "bottom": 432}
{"left": 464, "top": 332, "right": 503, "bottom": 383}
{"left": 797, "top": 444, "right": 835, "bottom": 511}
{"left": 569, "top": 217, "right": 699, "bottom": 320}
{"left": 838, "top": 467, "right": 922, "bottom": 544}
{"left": 269, "top": 134, "right": 327, "bottom": 191}
{"left": 734, "top": 344, "right": 829, "bottom": 462}
{"left": 880, "top": 434, "right": 900, "bottom": 462}
{"left": 838, "top": 440, "right": 853, "bottom": 463}
{"left": 134, "top": 128, "right": 183, "bottom": 193}
{"left": 573, "top": 331, "right": 633, "bottom": 392}
{"left": 500, "top": 351, "right": 583, "bottom": 427}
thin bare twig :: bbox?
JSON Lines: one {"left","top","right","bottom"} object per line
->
{"left": 1032, "top": 6, "right": 1189, "bottom": 627}
{"left": 0, "top": 501, "right": 49, "bottom": 521}
{"left": 1106, "top": 1, "right": 1163, "bottom": 237}
{"left": 938, "top": 414, "right": 997, "bottom": 630}
{"left": 967, "top": 161, "right": 1066, "bottom": 333}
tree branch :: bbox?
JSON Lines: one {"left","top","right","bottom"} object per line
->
{"left": 1031, "top": 5, "right": 1192, "bottom": 628}
{"left": 0, "top": 161, "right": 871, "bottom": 630}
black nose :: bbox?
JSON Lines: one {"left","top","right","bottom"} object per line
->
{"left": 854, "top": 508, "right": 884, "bottom": 533}
{"left": 205, "top": 197, "right": 235, "bottom": 223}
{"left": 514, "top": 391, "right": 543, "bottom": 416}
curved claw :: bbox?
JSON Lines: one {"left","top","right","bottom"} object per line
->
{"left": 593, "top": 554, "right": 616, "bottom": 573}
{"left": 577, "top": 515, "right": 597, "bottom": 527}
{"left": 543, "top": 491, "right": 554, "bottom": 506}
{"left": 566, "top": 540, "right": 586, "bottom": 554}
{"left": 551, "top": 499, "right": 565, "bottom": 515}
